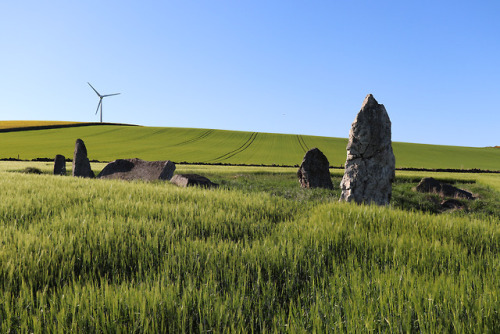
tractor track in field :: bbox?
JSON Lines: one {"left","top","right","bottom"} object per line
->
{"left": 173, "top": 129, "right": 215, "bottom": 146}
{"left": 297, "top": 135, "right": 309, "bottom": 153}
{"left": 207, "top": 132, "right": 258, "bottom": 162}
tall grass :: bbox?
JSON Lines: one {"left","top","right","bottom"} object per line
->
{"left": 0, "top": 168, "right": 499, "bottom": 332}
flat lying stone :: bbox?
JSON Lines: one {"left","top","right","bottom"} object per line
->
{"left": 416, "top": 177, "right": 474, "bottom": 200}
{"left": 441, "top": 199, "right": 464, "bottom": 210}
{"left": 97, "top": 158, "right": 175, "bottom": 181}
{"left": 170, "top": 174, "right": 218, "bottom": 188}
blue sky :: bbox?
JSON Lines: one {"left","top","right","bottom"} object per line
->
{"left": 1, "top": 1, "right": 499, "bottom": 147}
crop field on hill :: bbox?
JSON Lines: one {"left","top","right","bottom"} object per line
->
{"left": 0, "top": 122, "right": 498, "bottom": 170}
{"left": 0, "top": 162, "right": 499, "bottom": 332}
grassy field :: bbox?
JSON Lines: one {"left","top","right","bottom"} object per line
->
{"left": 0, "top": 122, "right": 498, "bottom": 170}
{"left": 0, "top": 161, "right": 499, "bottom": 332}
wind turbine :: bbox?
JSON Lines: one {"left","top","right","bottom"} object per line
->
{"left": 87, "top": 82, "right": 120, "bottom": 123}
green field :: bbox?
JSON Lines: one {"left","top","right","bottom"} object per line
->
{"left": 1, "top": 122, "right": 499, "bottom": 331}
{"left": 0, "top": 122, "right": 498, "bottom": 170}
{"left": 0, "top": 161, "right": 499, "bottom": 332}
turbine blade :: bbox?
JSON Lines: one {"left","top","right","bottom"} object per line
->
{"left": 88, "top": 82, "right": 101, "bottom": 97}
{"left": 102, "top": 93, "right": 121, "bottom": 97}
{"left": 95, "top": 99, "right": 102, "bottom": 115}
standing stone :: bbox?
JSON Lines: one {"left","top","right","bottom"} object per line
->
{"left": 97, "top": 158, "right": 176, "bottom": 181}
{"left": 339, "top": 94, "right": 395, "bottom": 205}
{"left": 297, "top": 148, "right": 333, "bottom": 189}
{"left": 72, "top": 139, "right": 95, "bottom": 178}
{"left": 53, "top": 154, "right": 66, "bottom": 175}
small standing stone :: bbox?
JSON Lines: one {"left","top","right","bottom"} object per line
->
{"left": 297, "top": 148, "right": 333, "bottom": 189}
{"left": 170, "top": 174, "right": 218, "bottom": 188}
{"left": 72, "top": 139, "right": 95, "bottom": 178}
{"left": 339, "top": 94, "right": 395, "bottom": 205}
{"left": 53, "top": 154, "right": 66, "bottom": 175}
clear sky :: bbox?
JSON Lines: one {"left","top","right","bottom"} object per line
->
{"left": 1, "top": 1, "right": 499, "bottom": 147}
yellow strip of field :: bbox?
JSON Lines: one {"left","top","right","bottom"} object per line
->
{"left": 0, "top": 120, "right": 81, "bottom": 130}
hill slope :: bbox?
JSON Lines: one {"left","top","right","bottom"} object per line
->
{"left": 0, "top": 122, "right": 498, "bottom": 170}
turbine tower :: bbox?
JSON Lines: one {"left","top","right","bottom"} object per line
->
{"left": 88, "top": 82, "right": 120, "bottom": 123}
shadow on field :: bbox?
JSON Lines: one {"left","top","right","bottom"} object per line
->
{"left": 180, "top": 169, "right": 500, "bottom": 219}
{"left": 8, "top": 163, "right": 500, "bottom": 219}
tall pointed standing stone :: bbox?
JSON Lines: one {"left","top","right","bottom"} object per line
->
{"left": 339, "top": 94, "right": 395, "bottom": 205}
{"left": 53, "top": 154, "right": 66, "bottom": 175}
{"left": 72, "top": 139, "right": 95, "bottom": 178}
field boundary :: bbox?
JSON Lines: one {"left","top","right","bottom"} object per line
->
{"left": 0, "top": 122, "right": 139, "bottom": 133}
{"left": 4, "top": 157, "right": 497, "bottom": 173}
